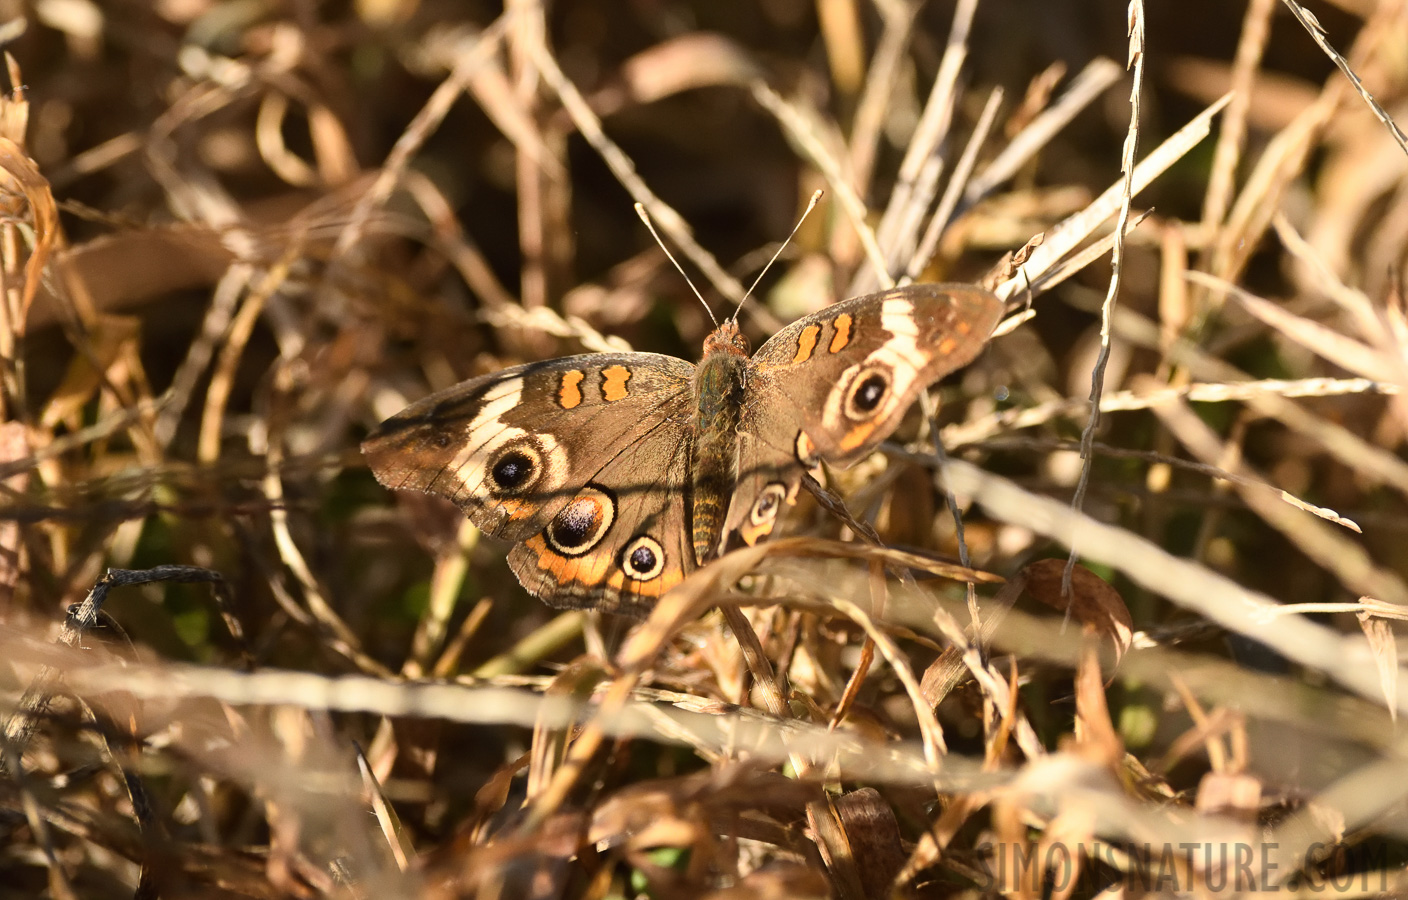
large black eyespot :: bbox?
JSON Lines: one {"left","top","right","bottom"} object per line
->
{"left": 545, "top": 486, "right": 615, "bottom": 556}
{"left": 855, "top": 375, "right": 887, "bottom": 410}
{"left": 491, "top": 450, "right": 534, "bottom": 490}
{"left": 845, "top": 368, "right": 891, "bottom": 420}
{"left": 620, "top": 535, "right": 665, "bottom": 581}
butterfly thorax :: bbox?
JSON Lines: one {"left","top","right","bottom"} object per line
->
{"left": 690, "top": 321, "right": 750, "bottom": 565}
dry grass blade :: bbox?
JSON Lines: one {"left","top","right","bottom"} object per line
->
{"left": 859, "top": 0, "right": 981, "bottom": 293}
{"left": 1279, "top": 0, "right": 1408, "bottom": 157}
{"left": 527, "top": 29, "right": 747, "bottom": 305}
{"left": 846, "top": 0, "right": 920, "bottom": 192}
{"left": 1189, "top": 270, "right": 1408, "bottom": 384}
{"left": 906, "top": 85, "right": 1004, "bottom": 282}
{"left": 1355, "top": 609, "right": 1399, "bottom": 722}
{"left": 945, "top": 375, "right": 1396, "bottom": 447}
{"left": 962, "top": 57, "right": 1124, "bottom": 207}
{"left": 1200, "top": 0, "right": 1276, "bottom": 235}
{"left": 50, "top": 651, "right": 999, "bottom": 791}
{"left": 942, "top": 459, "right": 1408, "bottom": 713}
{"left": 1065, "top": 0, "right": 1147, "bottom": 592}
{"left": 994, "top": 93, "right": 1230, "bottom": 300}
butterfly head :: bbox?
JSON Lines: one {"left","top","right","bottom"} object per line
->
{"left": 703, "top": 320, "right": 750, "bottom": 358}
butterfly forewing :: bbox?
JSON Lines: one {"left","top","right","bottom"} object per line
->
{"left": 721, "top": 284, "right": 1003, "bottom": 553}
{"left": 363, "top": 353, "right": 695, "bottom": 546}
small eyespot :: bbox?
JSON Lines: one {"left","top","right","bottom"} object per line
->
{"left": 845, "top": 369, "right": 890, "bottom": 419}
{"left": 434, "top": 433, "right": 453, "bottom": 449}
{"left": 620, "top": 535, "right": 665, "bottom": 581}
{"left": 490, "top": 449, "right": 534, "bottom": 490}
{"left": 545, "top": 486, "right": 615, "bottom": 556}
{"left": 486, "top": 441, "right": 544, "bottom": 495}
{"left": 750, "top": 483, "right": 788, "bottom": 527}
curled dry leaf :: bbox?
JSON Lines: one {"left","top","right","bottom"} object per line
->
{"left": 0, "top": 135, "right": 58, "bottom": 330}
{"left": 832, "top": 787, "right": 906, "bottom": 900}
{"left": 0, "top": 55, "right": 28, "bottom": 146}
{"left": 1021, "top": 559, "right": 1134, "bottom": 660}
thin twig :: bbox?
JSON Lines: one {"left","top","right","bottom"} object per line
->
{"left": 1066, "top": 0, "right": 1146, "bottom": 592}
{"left": 1279, "top": 0, "right": 1408, "bottom": 158}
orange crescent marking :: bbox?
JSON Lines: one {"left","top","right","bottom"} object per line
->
{"left": 937, "top": 336, "right": 957, "bottom": 356}
{"left": 523, "top": 535, "right": 574, "bottom": 584}
{"left": 793, "top": 325, "right": 821, "bottom": 363}
{"left": 739, "top": 518, "right": 774, "bottom": 545}
{"left": 527, "top": 534, "right": 612, "bottom": 584}
{"left": 795, "top": 431, "right": 816, "bottom": 463}
{"left": 601, "top": 365, "right": 631, "bottom": 402}
{"left": 839, "top": 420, "right": 879, "bottom": 452}
{"left": 828, "top": 313, "right": 853, "bottom": 353}
{"left": 559, "top": 370, "right": 585, "bottom": 409}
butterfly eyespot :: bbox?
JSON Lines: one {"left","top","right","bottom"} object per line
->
{"left": 433, "top": 433, "right": 453, "bottom": 449}
{"left": 845, "top": 368, "right": 890, "bottom": 419}
{"left": 487, "top": 441, "right": 545, "bottom": 495}
{"left": 545, "top": 485, "right": 615, "bottom": 556}
{"left": 620, "top": 535, "right": 665, "bottom": 581}
{"left": 490, "top": 450, "right": 535, "bottom": 490}
{"left": 750, "top": 483, "right": 788, "bottom": 527}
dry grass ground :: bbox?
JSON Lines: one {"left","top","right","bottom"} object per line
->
{"left": 3, "top": 0, "right": 1408, "bottom": 897}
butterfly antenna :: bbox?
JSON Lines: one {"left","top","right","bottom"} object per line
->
{"left": 732, "top": 189, "right": 824, "bottom": 322}
{"left": 634, "top": 202, "right": 717, "bottom": 329}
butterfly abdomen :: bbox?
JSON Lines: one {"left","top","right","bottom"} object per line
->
{"left": 690, "top": 326, "right": 750, "bottom": 564}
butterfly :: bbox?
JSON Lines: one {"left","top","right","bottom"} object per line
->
{"left": 363, "top": 283, "right": 1003, "bottom": 617}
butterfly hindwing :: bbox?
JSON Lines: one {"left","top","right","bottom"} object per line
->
{"left": 507, "top": 407, "right": 695, "bottom": 615}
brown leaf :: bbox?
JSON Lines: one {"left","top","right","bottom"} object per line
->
{"left": 833, "top": 788, "right": 906, "bottom": 900}
{"left": 1022, "top": 559, "right": 1133, "bottom": 659}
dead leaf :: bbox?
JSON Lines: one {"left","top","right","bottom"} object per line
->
{"left": 833, "top": 788, "right": 905, "bottom": 900}
{"left": 0, "top": 135, "right": 59, "bottom": 332}
{"left": 1022, "top": 559, "right": 1134, "bottom": 659}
